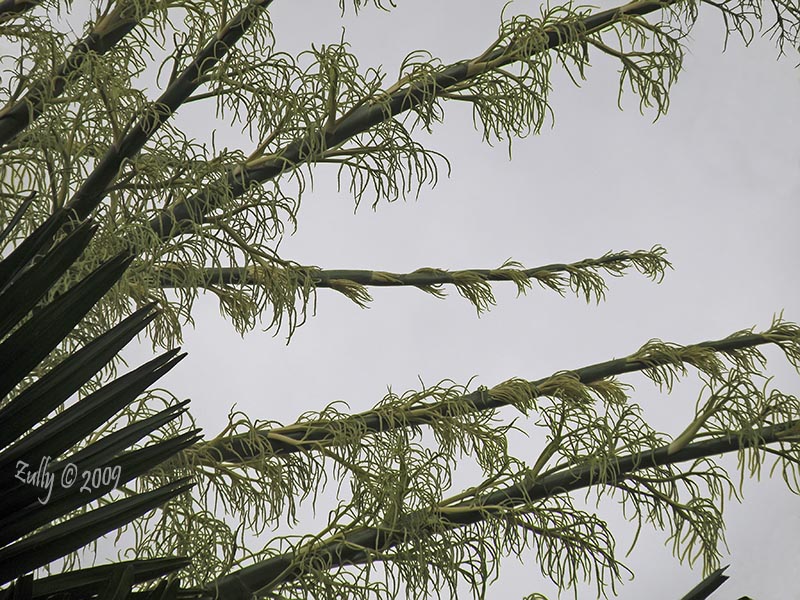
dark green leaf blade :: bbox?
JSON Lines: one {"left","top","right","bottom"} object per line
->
{"left": 0, "top": 208, "right": 66, "bottom": 293}
{"left": 679, "top": 565, "right": 730, "bottom": 600}
{"left": 29, "top": 558, "right": 190, "bottom": 599}
{"left": 0, "top": 349, "right": 186, "bottom": 490}
{"left": 0, "top": 219, "right": 97, "bottom": 340}
{"left": 97, "top": 565, "right": 133, "bottom": 600}
{"left": 0, "top": 192, "right": 36, "bottom": 250}
{"left": 0, "top": 252, "right": 134, "bottom": 399}
{"left": 0, "top": 304, "right": 159, "bottom": 449}
{"left": 0, "top": 479, "right": 194, "bottom": 584}
{"left": 0, "top": 430, "right": 202, "bottom": 546}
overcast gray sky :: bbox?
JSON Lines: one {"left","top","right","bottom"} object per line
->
{"left": 131, "top": 1, "right": 800, "bottom": 597}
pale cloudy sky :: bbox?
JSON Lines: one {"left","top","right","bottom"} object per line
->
{"left": 128, "top": 1, "right": 800, "bottom": 597}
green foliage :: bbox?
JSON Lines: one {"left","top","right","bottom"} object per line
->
{"left": 0, "top": 0, "right": 798, "bottom": 598}
{"left": 6, "top": 0, "right": 796, "bottom": 351}
{"left": 143, "top": 317, "right": 800, "bottom": 597}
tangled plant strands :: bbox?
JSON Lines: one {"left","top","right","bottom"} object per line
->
{"left": 0, "top": 0, "right": 797, "bottom": 597}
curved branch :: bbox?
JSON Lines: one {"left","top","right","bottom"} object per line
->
{"left": 0, "top": 2, "right": 149, "bottom": 146}
{"left": 193, "top": 325, "right": 796, "bottom": 462}
{"left": 155, "top": 248, "right": 667, "bottom": 292}
{"left": 0, "top": 0, "right": 45, "bottom": 23}
{"left": 148, "top": 0, "right": 679, "bottom": 239}
{"left": 205, "top": 418, "right": 799, "bottom": 600}
{"left": 65, "top": 0, "right": 275, "bottom": 221}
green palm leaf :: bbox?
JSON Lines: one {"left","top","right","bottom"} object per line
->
{"left": 0, "top": 203, "right": 198, "bottom": 595}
